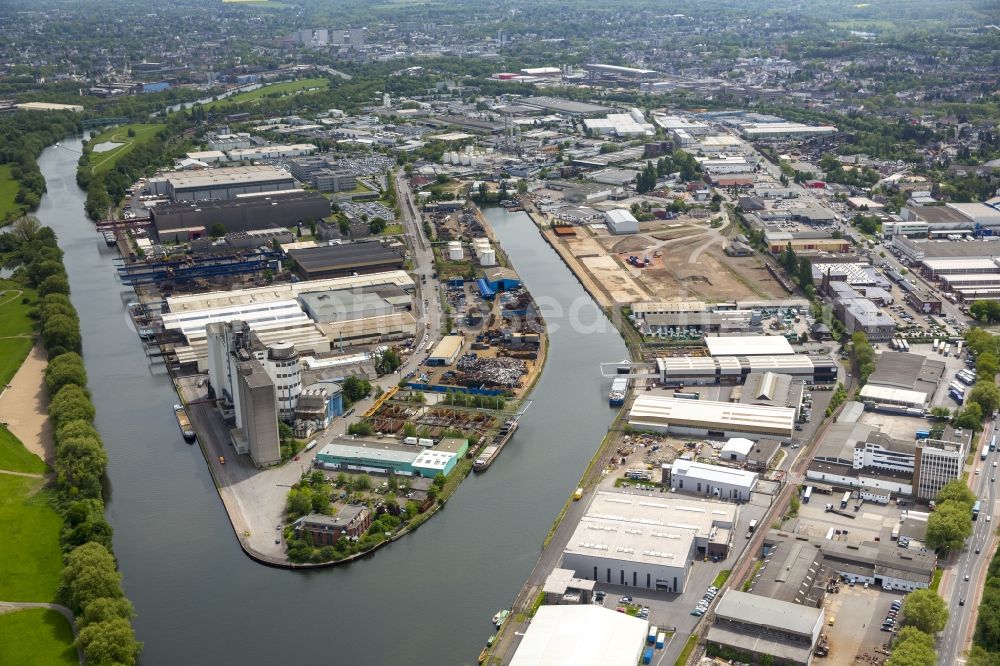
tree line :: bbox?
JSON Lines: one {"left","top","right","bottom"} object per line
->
{"left": 0, "top": 216, "right": 141, "bottom": 665}
{"left": 0, "top": 111, "right": 82, "bottom": 220}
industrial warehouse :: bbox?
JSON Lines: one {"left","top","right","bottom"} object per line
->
{"left": 163, "top": 271, "right": 417, "bottom": 370}
{"left": 628, "top": 395, "right": 796, "bottom": 441}
{"left": 561, "top": 491, "right": 737, "bottom": 594}
{"left": 147, "top": 165, "right": 298, "bottom": 201}
{"left": 150, "top": 190, "right": 330, "bottom": 241}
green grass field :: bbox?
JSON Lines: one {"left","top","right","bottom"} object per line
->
{"left": 0, "top": 426, "right": 47, "bottom": 475}
{"left": 202, "top": 77, "right": 329, "bottom": 111}
{"left": 0, "top": 164, "right": 22, "bottom": 220}
{"left": 0, "top": 337, "right": 32, "bottom": 389}
{"left": 0, "top": 279, "right": 37, "bottom": 386}
{"left": 85, "top": 123, "right": 165, "bottom": 176}
{"left": 0, "top": 475, "right": 64, "bottom": 601}
{"left": 0, "top": 609, "right": 77, "bottom": 666}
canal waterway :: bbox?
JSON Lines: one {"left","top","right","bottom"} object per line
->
{"left": 33, "top": 141, "right": 628, "bottom": 665}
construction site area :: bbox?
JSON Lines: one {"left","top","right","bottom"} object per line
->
{"left": 539, "top": 215, "right": 788, "bottom": 308}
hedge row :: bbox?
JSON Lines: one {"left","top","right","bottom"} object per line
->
{"left": 3, "top": 219, "right": 142, "bottom": 665}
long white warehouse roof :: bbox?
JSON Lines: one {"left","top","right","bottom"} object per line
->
{"left": 165, "top": 271, "right": 415, "bottom": 312}
{"left": 705, "top": 336, "right": 794, "bottom": 356}
{"left": 161, "top": 299, "right": 309, "bottom": 338}
{"left": 629, "top": 395, "right": 795, "bottom": 437}
{"left": 859, "top": 384, "right": 928, "bottom": 406}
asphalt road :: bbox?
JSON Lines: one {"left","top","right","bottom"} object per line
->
{"left": 939, "top": 418, "right": 999, "bottom": 666}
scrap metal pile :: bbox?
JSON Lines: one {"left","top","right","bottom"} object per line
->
{"left": 456, "top": 354, "right": 526, "bottom": 389}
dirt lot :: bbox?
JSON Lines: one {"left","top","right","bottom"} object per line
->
{"left": 635, "top": 239, "right": 786, "bottom": 302}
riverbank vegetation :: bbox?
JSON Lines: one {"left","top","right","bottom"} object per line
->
{"left": 0, "top": 111, "right": 82, "bottom": 222}
{"left": 283, "top": 467, "right": 454, "bottom": 564}
{"left": 78, "top": 124, "right": 166, "bottom": 177}
{"left": 0, "top": 215, "right": 141, "bottom": 664}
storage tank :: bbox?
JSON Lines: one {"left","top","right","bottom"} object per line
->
{"left": 447, "top": 241, "right": 463, "bottom": 261}
{"left": 478, "top": 248, "right": 497, "bottom": 266}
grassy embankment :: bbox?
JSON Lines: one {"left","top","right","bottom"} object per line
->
{"left": 0, "top": 164, "right": 22, "bottom": 220}
{"left": 0, "top": 608, "right": 77, "bottom": 666}
{"left": 0, "top": 277, "right": 76, "bottom": 657}
{"left": 0, "top": 279, "right": 36, "bottom": 386}
{"left": 84, "top": 124, "right": 166, "bottom": 176}
{"left": 201, "top": 77, "right": 329, "bottom": 111}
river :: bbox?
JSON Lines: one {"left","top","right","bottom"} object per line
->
{"left": 33, "top": 140, "right": 628, "bottom": 665}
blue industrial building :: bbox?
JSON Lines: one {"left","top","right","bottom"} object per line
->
{"left": 484, "top": 267, "right": 522, "bottom": 292}
{"left": 476, "top": 278, "right": 496, "bottom": 300}
{"left": 142, "top": 81, "right": 171, "bottom": 93}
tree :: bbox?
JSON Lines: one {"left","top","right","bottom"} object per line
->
{"left": 929, "top": 406, "right": 952, "bottom": 421}
{"left": 76, "top": 616, "right": 141, "bottom": 666}
{"left": 56, "top": 435, "right": 108, "bottom": 498}
{"left": 925, "top": 501, "right": 973, "bottom": 552}
{"left": 954, "top": 403, "right": 984, "bottom": 432}
{"left": 935, "top": 480, "right": 976, "bottom": 508}
{"left": 42, "top": 313, "right": 82, "bottom": 356}
{"left": 969, "top": 381, "right": 1000, "bottom": 417}
{"left": 50, "top": 384, "right": 96, "bottom": 428}
{"left": 286, "top": 488, "right": 312, "bottom": 517}
{"left": 45, "top": 352, "right": 88, "bottom": 397}
{"left": 797, "top": 257, "right": 814, "bottom": 288}
{"left": 80, "top": 597, "right": 135, "bottom": 628}
{"left": 12, "top": 215, "right": 41, "bottom": 242}
{"left": 376, "top": 348, "right": 402, "bottom": 375}
{"left": 977, "top": 352, "right": 1000, "bottom": 381}
{"left": 343, "top": 376, "right": 372, "bottom": 403}
{"left": 61, "top": 542, "right": 123, "bottom": 613}
{"left": 902, "top": 590, "right": 949, "bottom": 634}
{"left": 38, "top": 273, "right": 70, "bottom": 297}
{"left": 887, "top": 626, "right": 936, "bottom": 666}
{"left": 369, "top": 217, "right": 387, "bottom": 234}
{"left": 209, "top": 223, "right": 226, "bottom": 238}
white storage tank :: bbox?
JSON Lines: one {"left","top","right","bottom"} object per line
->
{"left": 447, "top": 241, "right": 463, "bottom": 261}
{"left": 478, "top": 248, "right": 497, "bottom": 266}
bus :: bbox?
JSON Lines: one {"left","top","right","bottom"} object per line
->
{"left": 933, "top": 339, "right": 940, "bottom": 352}
{"left": 901, "top": 339, "right": 910, "bottom": 352}
{"left": 991, "top": 434, "right": 997, "bottom": 452}
{"left": 747, "top": 519, "right": 759, "bottom": 538}
{"left": 803, "top": 486, "right": 813, "bottom": 504}
{"left": 974, "top": 501, "right": 981, "bottom": 521}
{"left": 841, "top": 491, "right": 851, "bottom": 509}
{"left": 944, "top": 344, "right": 951, "bottom": 357}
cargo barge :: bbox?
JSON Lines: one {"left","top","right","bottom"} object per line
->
{"left": 473, "top": 419, "right": 518, "bottom": 471}
{"left": 173, "top": 404, "right": 196, "bottom": 442}
{"left": 609, "top": 375, "right": 629, "bottom": 406}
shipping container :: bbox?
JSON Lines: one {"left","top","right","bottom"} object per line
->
{"left": 643, "top": 647, "right": 654, "bottom": 664}
{"left": 841, "top": 491, "right": 851, "bottom": 509}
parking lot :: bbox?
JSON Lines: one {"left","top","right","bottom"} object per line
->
{"left": 824, "top": 583, "right": 904, "bottom": 665}
{"left": 794, "top": 491, "right": 927, "bottom": 545}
